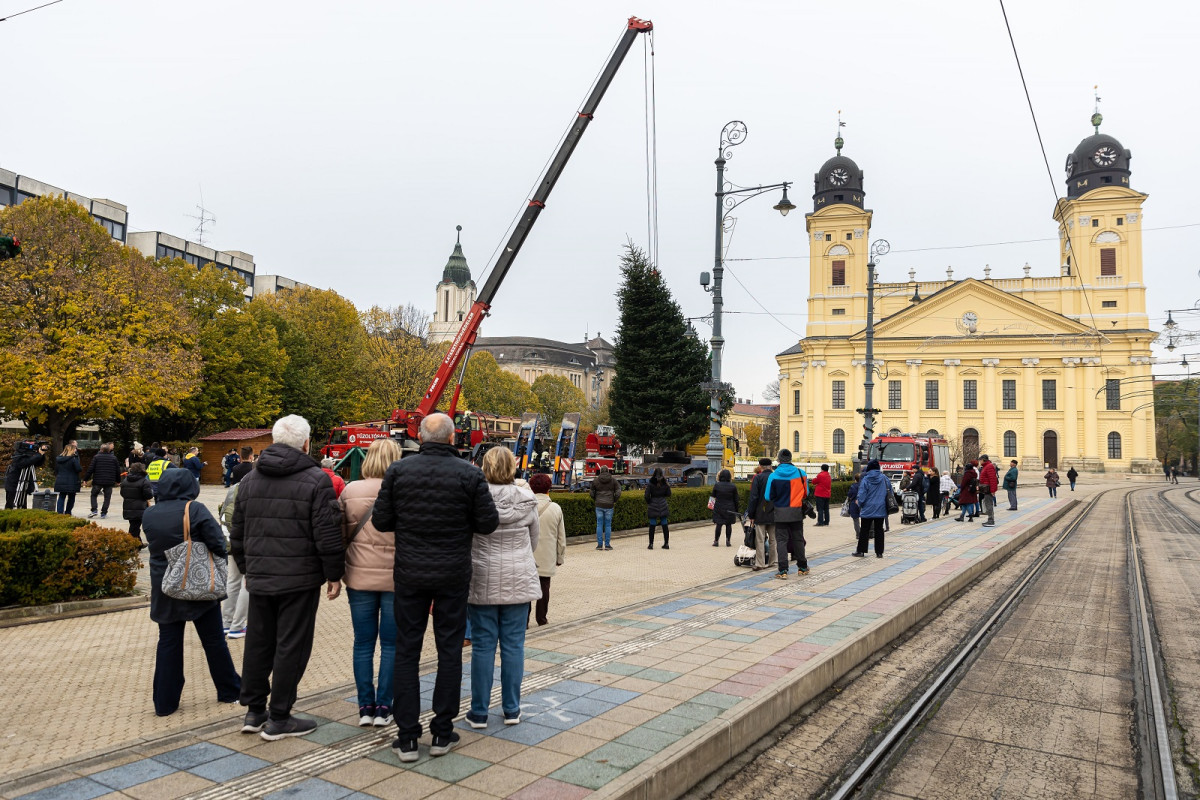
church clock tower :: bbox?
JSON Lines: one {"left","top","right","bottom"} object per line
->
{"left": 805, "top": 132, "right": 872, "bottom": 338}
{"left": 428, "top": 225, "right": 477, "bottom": 343}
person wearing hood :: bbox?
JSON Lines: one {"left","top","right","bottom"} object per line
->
{"left": 464, "top": 446, "right": 541, "bottom": 730}
{"left": 143, "top": 468, "right": 241, "bottom": 716}
{"left": 645, "top": 468, "right": 672, "bottom": 549}
{"left": 765, "top": 449, "right": 813, "bottom": 579}
{"left": 231, "top": 415, "right": 345, "bottom": 741}
{"left": 528, "top": 473, "right": 566, "bottom": 626}
{"left": 853, "top": 460, "right": 891, "bottom": 558}
{"left": 320, "top": 456, "right": 346, "bottom": 498}
{"left": 746, "top": 457, "right": 777, "bottom": 571}
{"left": 589, "top": 465, "right": 621, "bottom": 550}
{"left": 54, "top": 440, "right": 82, "bottom": 514}
{"left": 121, "top": 462, "right": 155, "bottom": 547}
{"left": 954, "top": 462, "right": 980, "bottom": 521}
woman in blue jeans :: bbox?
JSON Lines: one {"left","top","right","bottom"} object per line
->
{"left": 466, "top": 447, "right": 541, "bottom": 727}
{"left": 589, "top": 466, "right": 621, "bottom": 549}
{"left": 340, "top": 438, "right": 404, "bottom": 727}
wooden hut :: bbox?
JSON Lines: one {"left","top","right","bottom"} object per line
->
{"left": 198, "top": 428, "right": 273, "bottom": 485}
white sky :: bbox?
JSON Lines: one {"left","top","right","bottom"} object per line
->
{"left": 5, "top": 0, "right": 1197, "bottom": 401}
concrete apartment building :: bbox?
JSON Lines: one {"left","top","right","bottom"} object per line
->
{"left": 0, "top": 167, "right": 129, "bottom": 242}
{"left": 126, "top": 231, "right": 256, "bottom": 300}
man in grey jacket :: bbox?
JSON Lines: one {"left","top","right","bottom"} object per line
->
{"left": 589, "top": 466, "right": 621, "bottom": 550}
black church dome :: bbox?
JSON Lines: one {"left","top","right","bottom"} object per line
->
{"left": 1066, "top": 118, "right": 1132, "bottom": 198}
{"left": 813, "top": 152, "right": 865, "bottom": 211}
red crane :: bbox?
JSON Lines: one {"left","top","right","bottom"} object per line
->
{"left": 390, "top": 16, "right": 654, "bottom": 446}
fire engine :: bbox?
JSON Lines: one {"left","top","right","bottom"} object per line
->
{"left": 867, "top": 432, "right": 951, "bottom": 491}
{"left": 321, "top": 422, "right": 391, "bottom": 460}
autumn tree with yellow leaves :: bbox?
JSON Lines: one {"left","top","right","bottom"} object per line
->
{"left": 0, "top": 196, "right": 201, "bottom": 455}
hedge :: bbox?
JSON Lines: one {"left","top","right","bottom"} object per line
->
{"left": 0, "top": 510, "right": 140, "bottom": 606}
{"left": 551, "top": 479, "right": 854, "bottom": 537}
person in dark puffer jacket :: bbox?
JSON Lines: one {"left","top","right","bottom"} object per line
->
{"left": 84, "top": 442, "right": 122, "bottom": 518}
{"left": 371, "top": 412, "right": 499, "bottom": 763}
{"left": 231, "top": 414, "right": 345, "bottom": 742}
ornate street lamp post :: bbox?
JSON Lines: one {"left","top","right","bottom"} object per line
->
{"left": 701, "top": 120, "right": 794, "bottom": 483}
{"left": 856, "top": 238, "right": 890, "bottom": 466}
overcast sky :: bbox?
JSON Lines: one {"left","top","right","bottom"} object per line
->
{"left": 5, "top": 0, "right": 1196, "bottom": 401}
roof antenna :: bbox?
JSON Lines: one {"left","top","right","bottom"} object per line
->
{"left": 186, "top": 185, "right": 216, "bottom": 246}
{"left": 1091, "top": 85, "right": 1103, "bottom": 133}
{"left": 835, "top": 110, "right": 845, "bottom": 154}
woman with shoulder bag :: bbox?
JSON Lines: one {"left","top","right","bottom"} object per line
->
{"left": 143, "top": 469, "right": 240, "bottom": 716}
{"left": 340, "top": 437, "right": 404, "bottom": 728}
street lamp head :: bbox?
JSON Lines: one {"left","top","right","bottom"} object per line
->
{"left": 773, "top": 185, "right": 796, "bottom": 217}
{"left": 699, "top": 270, "right": 711, "bottom": 288}
{"left": 1167, "top": 340, "right": 1176, "bottom": 352}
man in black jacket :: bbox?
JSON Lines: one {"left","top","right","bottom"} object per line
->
{"left": 373, "top": 412, "right": 499, "bottom": 762}
{"left": 746, "top": 457, "right": 776, "bottom": 571}
{"left": 84, "top": 442, "right": 121, "bottom": 518}
{"left": 231, "top": 414, "right": 344, "bottom": 741}
{"left": 4, "top": 442, "right": 47, "bottom": 509}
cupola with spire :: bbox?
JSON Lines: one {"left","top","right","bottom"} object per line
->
{"left": 1065, "top": 90, "right": 1132, "bottom": 198}
{"left": 441, "top": 224, "right": 473, "bottom": 288}
{"left": 812, "top": 113, "right": 865, "bottom": 211}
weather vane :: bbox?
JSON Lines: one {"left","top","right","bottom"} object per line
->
{"left": 835, "top": 110, "right": 845, "bottom": 154}
{"left": 1092, "top": 85, "right": 1102, "bottom": 133}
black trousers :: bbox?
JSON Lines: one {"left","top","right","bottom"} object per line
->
{"left": 154, "top": 604, "right": 241, "bottom": 716}
{"left": 774, "top": 520, "right": 807, "bottom": 572}
{"left": 815, "top": 497, "right": 830, "bottom": 525}
{"left": 393, "top": 584, "right": 467, "bottom": 740}
{"left": 90, "top": 484, "right": 113, "bottom": 515}
{"left": 240, "top": 588, "right": 321, "bottom": 721}
{"left": 858, "top": 517, "right": 885, "bottom": 556}
{"left": 531, "top": 576, "right": 552, "bottom": 626}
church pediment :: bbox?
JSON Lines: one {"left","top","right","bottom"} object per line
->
{"left": 855, "top": 278, "right": 1097, "bottom": 342}
{"left": 828, "top": 369, "right": 849, "bottom": 377}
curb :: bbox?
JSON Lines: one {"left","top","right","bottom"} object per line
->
{"left": 596, "top": 500, "right": 1080, "bottom": 800}
{"left": 0, "top": 594, "right": 147, "bottom": 627}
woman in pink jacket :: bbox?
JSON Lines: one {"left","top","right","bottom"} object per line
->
{"left": 340, "top": 438, "right": 404, "bottom": 727}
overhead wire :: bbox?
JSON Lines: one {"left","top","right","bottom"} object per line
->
{"left": 0, "top": 0, "right": 61, "bottom": 22}
{"left": 643, "top": 30, "right": 660, "bottom": 267}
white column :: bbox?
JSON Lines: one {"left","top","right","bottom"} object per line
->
{"left": 906, "top": 359, "right": 922, "bottom": 433}
{"left": 810, "top": 360, "right": 827, "bottom": 458}
{"left": 1062, "top": 358, "right": 1080, "bottom": 461}
{"left": 1130, "top": 356, "right": 1150, "bottom": 462}
{"left": 944, "top": 359, "right": 961, "bottom": 441}
{"left": 982, "top": 358, "right": 1000, "bottom": 456}
{"left": 1022, "top": 358, "right": 1040, "bottom": 468}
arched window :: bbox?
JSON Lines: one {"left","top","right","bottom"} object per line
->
{"left": 926, "top": 429, "right": 939, "bottom": 437}
{"left": 887, "top": 427, "right": 902, "bottom": 436}
{"left": 1003, "top": 430, "right": 1017, "bottom": 458}
{"left": 962, "top": 428, "right": 980, "bottom": 463}
{"left": 832, "top": 429, "right": 845, "bottom": 454}
{"left": 1107, "top": 431, "right": 1122, "bottom": 459}
{"left": 793, "top": 430, "right": 800, "bottom": 451}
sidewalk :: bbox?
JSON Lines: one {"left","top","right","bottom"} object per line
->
{"left": 0, "top": 483, "right": 1103, "bottom": 800}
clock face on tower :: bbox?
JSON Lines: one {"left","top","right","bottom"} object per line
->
{"left": 1092, "top": 145, "right": 1118, "bottom": 167}
{"left": 961, "top": 311, "right": 978, "bottom": 333}
{"left": 829, "top": 167, "right": 849, "bottom": 186}
{"left": 1064, "top": 154, "right": 1076, "bottom": 177}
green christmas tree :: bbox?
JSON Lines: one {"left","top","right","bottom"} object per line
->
{"left": 610, "top": 244, "right": 712, "bottom": 449}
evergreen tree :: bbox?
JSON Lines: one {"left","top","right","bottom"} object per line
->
{"left": 610, "top": 244, "right": 711, "bottom": 449}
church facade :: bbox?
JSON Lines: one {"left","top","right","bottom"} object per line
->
{"left": 427, "top": 228, "right": 616, "bottom": 409}
{"left": 777, "top": 116, "right": 1159, "bottom": 475}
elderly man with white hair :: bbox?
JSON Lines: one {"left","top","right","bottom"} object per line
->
{"left": 372, "top": 412, "right": 499, "bottom": 762}
{"left": 231, "top": 414, "right": 345, "bottom": 741}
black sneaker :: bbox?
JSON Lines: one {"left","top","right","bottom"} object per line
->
{"left": 430, "top": 731, "right": 460, "bottom": 756}
{"left": 241, "top": 710, "right": 268, "bottom": 733}
{"left": 393, "top": 737, "right": 419, "bottom": 763}
{"left": 260, "top": 716, "right": 318, "bottom": 741}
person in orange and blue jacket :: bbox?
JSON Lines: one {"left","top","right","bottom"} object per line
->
{"left": 765, "top": 449, "right": 814, "bottom": 580}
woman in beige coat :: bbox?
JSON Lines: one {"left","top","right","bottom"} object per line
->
{"left": 340, "top": 438, "right": 403, "bottom": 728}
{"left": 465, "top": 447, "right": 540, "bottom": 728}
{"left": 528, "top": 473, "right": 566, "bottom": 626}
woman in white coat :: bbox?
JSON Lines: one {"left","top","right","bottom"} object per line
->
{"left": 527, "top": 472, "right": 566, "bottom": 626}
{"left": 465, "top": 447, "right": 541, "bottom": 728}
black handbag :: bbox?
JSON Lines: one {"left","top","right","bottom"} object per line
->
{"left": 885, "top": 491, "right": 899, "bottom": 515}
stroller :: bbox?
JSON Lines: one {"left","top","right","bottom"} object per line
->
{"left": 900, "top": 490, "right": 921, "bottom": 524}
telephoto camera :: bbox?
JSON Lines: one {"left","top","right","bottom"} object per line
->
{"left": 16, "top": 440, "right": 48, "bottom": 453}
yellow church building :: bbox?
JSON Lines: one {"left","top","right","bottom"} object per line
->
{"left": 777, "top": 115, "right": 1159, "bottom": 475}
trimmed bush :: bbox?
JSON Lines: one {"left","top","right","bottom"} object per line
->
{"left": 0, "top": 510, "right": 139, "bottom": 606}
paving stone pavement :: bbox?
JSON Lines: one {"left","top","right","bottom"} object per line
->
{"left": 0, "top": 480, "right": 1093, "bottom": 800}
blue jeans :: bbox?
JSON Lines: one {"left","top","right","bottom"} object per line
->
{"left": 56, "top": 492, "right": 76, "bottom": 514}
{"left": 347, "top": 588, "right": 396, "bottom": 709}
{"left": 467, "top": 603, "right": 526, "bottom": 719}
{"left": 595, "top": 507, "right": 614, "bottom": 547}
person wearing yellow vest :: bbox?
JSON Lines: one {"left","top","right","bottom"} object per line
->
{"left": 147, "top": 454, "right": 173, "bottom": 496}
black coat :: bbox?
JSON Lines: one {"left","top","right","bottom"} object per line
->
{"left": 84, "top": 452, "right": 121, "bottom": 487}
{"left": 143, "top": 469, "right": 227, "bottom": 624}
{"left": 710, "top": 481, "right": 740, "bottom": 525}
{"left": 372, "top": 440, "right": 499, "bottom": 592}
{"left": 231, "top": 462, "right": 255, "bottom": 485}
{"left": 54, "top": 454, "right": 82, "bottom": 493}
{"left": 121, "top": 474, "right": 154, "bottom": 520}
{"left": 746, "top": 468, "right": 774, "bottom": 524}
{"left": 644, "top": 481, "right": 671, "bottom": 519}
{"left": 5, "top": 450, "right": 44, "bottom": 491}
{"left": 230, "top": 443, "right": 345, "bottom": 595}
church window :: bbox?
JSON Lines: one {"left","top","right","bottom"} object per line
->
{"left": 1092, "top": 218, "right": 1100, "bottom": 227}
{"left": 963, "top": 379, "right": 977, "bottom": 410}
{"left": 831, "top": 380, "right": 845, "bottom": 409}
{"left": 793, "top": 431, "right": 800, "bottom": 451}
{"left": 888, "top": 380, "right": 902, "bottom": 410}
{"left": 1106, "top": 379, "right": 1121, "bottom": 410}
{"left": 1042, "top": 379, "right": 1057, "bottom": 410}
{"left": 925, "top": 380, "right": 939, "bottom": 410}
{"left": 1116, "top": 217, "right": 1123, "bottom": 225}
{"left": 845, "top": 233, "right": 853, "bottom": 241}
{"left": 832, "top": 429, "right": 845, "bottom": 454}
{"left": 831, "top": 308, "right": 846, "bottom": 316}
{"left": 1003, "top": 430, "right": 1017, "bottom": 458}
{"left": 1102, "top": 300, "right": 1117, "bottom": 308}
{"left": 1002, "top": 380, "right": 1017, "bottom": 410}
{"left": 443, "top": 289, "right": 449, "bottom": 321}
{"left": 834, "top": 194, "right": 844, "bottom": 202}
{"left": 832, "top": 260, "right": 846, "bottom": 286}
{"left": 825, "top": 233, "right": 832, "bottom": 242}
{"left": 793, "top": 390, "right": 800, "bottom": 415}
{"left": 1100, "top": 248, "right": 1116, "bottom": 276}
{"left": 1107, "top": 432, "right": 1122, "bottom": 459}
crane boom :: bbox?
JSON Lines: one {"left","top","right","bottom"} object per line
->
{"left": 404, "top": 16, "right": 653, "bottom": 438}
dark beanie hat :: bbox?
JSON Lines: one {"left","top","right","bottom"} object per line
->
{"left": 758, "top": 457, "right": 772, "bottom": 466}
{"left": 528, "top": 473, "right": 552, "bottom": 494}
{"left": 777, "top": 449, "right": 792, "bottom": 463}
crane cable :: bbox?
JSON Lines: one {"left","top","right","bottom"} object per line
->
{"left": 644, "top": 29, "right": 660, "bottom": 268}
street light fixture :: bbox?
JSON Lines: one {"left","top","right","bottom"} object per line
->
{"left": 701, "top": 120, "right": 792, "bottom": 484}
{"left": 856, "top": 238, "right": 890, "bottom": 465}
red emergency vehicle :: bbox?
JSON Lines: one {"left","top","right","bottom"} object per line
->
{"left": 321, "top": 423, "right": 391, "bottom": 460}
{"left": 867, "top": 432, "right": 951, "bottom": 489}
